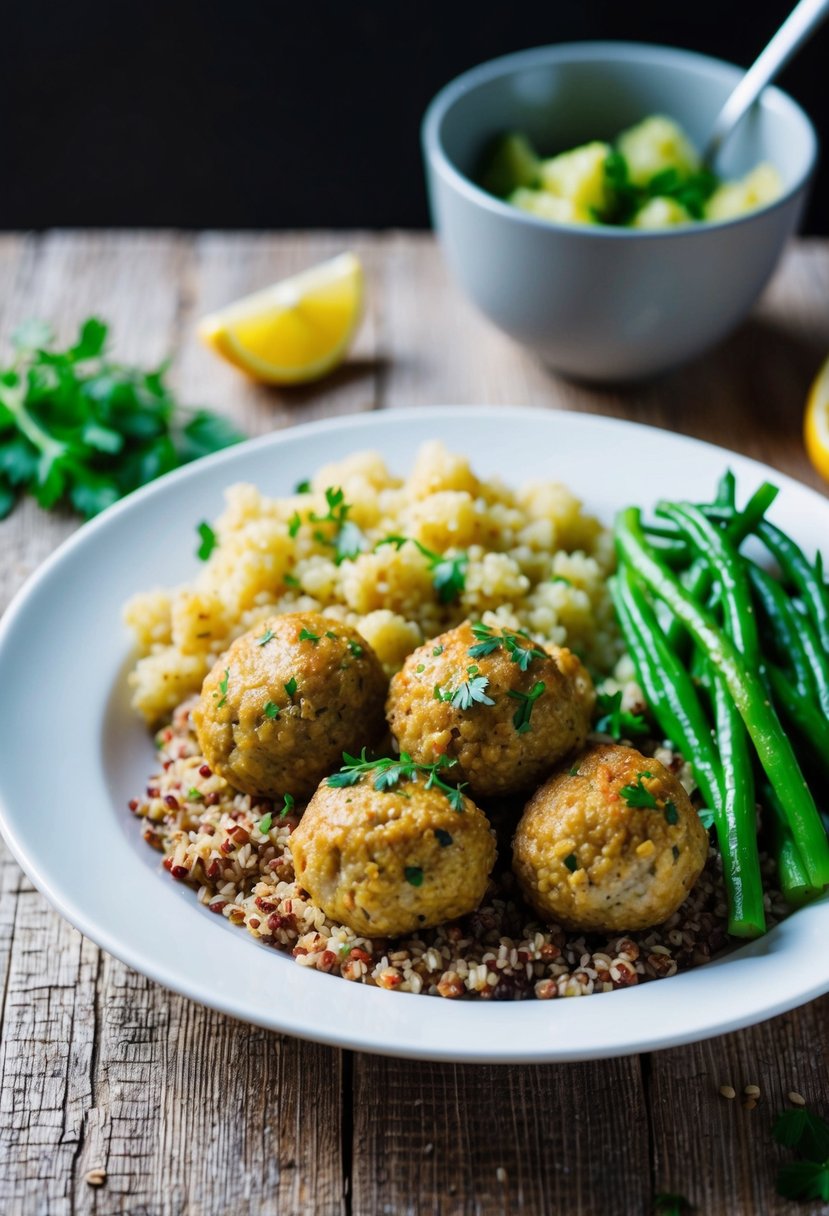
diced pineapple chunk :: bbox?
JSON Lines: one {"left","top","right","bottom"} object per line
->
{"left": 508, "top": 187, "right": 579, "bottom": 224}
{"left": 617, "top": 116, "right": 700, "bottom": 186}
{"left": 632, "top": 197, "right": 692, "bottom": 229}
{"left": 539, "top": 141, "right": 610, "bottom": 215}
{"left": 705, "top": 163, "right": 783, "bottom": 222}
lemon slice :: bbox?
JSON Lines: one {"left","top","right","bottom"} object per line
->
{"left": 804, "top": 355, "right": 829, "bottom": 482}
{"left": 198, "top": 252, "right": 364, "bottom": 384}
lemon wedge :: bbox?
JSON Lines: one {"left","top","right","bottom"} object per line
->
{"left": 198, "top": 252, "right": 364, "bottom": 384}
{"left": 804, "top": 355, "right": 829, "bottom": 483}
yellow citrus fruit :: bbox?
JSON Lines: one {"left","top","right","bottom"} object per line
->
{"left": 198, "top": 252, "right": 364, "bottom": 384}
{"left": 804, "top": 355, "right": 829, "bottom": 482}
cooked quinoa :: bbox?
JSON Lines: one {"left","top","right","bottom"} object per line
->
{"left": 130, "top": 699, "right": 788, "bottom": 1000}
{"left": 124, "top": 441, "right": 617, "bottom": 724}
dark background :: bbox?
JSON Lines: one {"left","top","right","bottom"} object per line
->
{"left": 1, "top": 0, "right": 826, "bottom": 232}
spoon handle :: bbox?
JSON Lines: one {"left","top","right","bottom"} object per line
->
{"left": 705, "top": 0, "right": 829, "bottom": 163}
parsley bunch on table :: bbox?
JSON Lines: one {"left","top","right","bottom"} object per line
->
{"left": 0, "top": 317, "right": 244, "bottom": 520}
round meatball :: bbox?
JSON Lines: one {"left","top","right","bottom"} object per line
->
{"left": 512, "top": 743, "right": 709, "bottom": 933}
{"left": 193, "top": 612, "right": 387, "bottom": 800}
{"left": 291, "top": 774, "right": 496, "bottom": 937}
{"left": 386, "top": 621, "right": 594, "bottom": 798}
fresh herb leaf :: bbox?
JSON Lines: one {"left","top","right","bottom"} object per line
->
{"left": 294, "top": 479, "right": 311, "bottom": 494}
{"left": 196, "top": 521, "right": 217, "bottom": 561}
{"left": 664, "top": 800, "right": 679, "bottom": 826}
{"left": 284, "top": 677, "right": 298, "bottom": 698}
{"left": 620, "top": 774, "right": 658, "bottom": 809}
{"left": 288, "top": 512, "right": 302, "bottom": 538}
{"left": 432, "top": 644, "right": 444, "bottom": 656}
{"left": 447, "top": 672, "right": 496, "bottom": 711}
{"left": 467, "top": 622, "right": 502, "bottom": 658}
{"left": 377, "top": 535, "right": 468, "bottom": 603}
{"left": 776, "top": 1160, "right": 829, "bottom": 1202}
{"left": 283, "top": 572, "right": 300, "bottom": 588}
{"left": 326, "top": 750, "right": 466, "bottom": 811}
{"left": 773, "top": 1108, "right": 829, "bottom": 1163}
{"left": 325, "top": 630, "right": 338, "bottom": 640}
{"left": 698, "top": 808, "right": 716, "bottom": 831}
{"left": 568, "top": 766, "right": 580, "bottom": 777}
{"left": 595, "top": 690, "right": 649, "bottom": 740}
{"left": 215, "top": 668, "right": 229, "bottom": 708}
{"left": 563, "top": 853, "right": 578, "bottom": 872}
{"left": 299, "top": 628, "right": 320, "bottom": 644}
{"left": 263, "top": 701, "right": 280, "bottom": 719}
{"left": 187, "top": 787, "right": 204, "bottom": 801}
{"left": 347, "top": 639, "right": 363, "bottom": 657}
{"left": 507, "top": 681, "right": 546, "bottom": 733}
{"left": 280, "top": 793, "right": 295, "bottom": 818}
{"left": 435, "top": 828, "right": 453, "bottom": 847}
{"left": 308, "top": 485, "right": 365, "bottom": 563}
{"left": 258, "top": 812, "right": 273, "bottom": 833}
{"left": 257, "top": 628, "right": 275, "bottom": 646}
{"left": 404, "top": 865, "right": 424, "bottom": 887}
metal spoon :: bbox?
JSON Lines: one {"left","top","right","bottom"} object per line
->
{"left": 705, "top": 0, "right": 829, "bottom": 164}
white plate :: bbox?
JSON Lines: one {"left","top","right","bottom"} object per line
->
{"left": 1, "top": 407, "right": 827, "bottom": 1063}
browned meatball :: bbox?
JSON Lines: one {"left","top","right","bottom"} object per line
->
{"left": 512, "top": 743, "right": 709, "bottom": 933}
{"left": 193, "top": 612, "right": 387, "bottom": 799}
{"left": 386, "top": 621, "right": 594, "bottom": 798}
{"left": 291, "top": 772, "right": 496, "bottom": 937}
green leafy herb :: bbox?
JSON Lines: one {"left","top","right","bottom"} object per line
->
{"left": 284, "top": 677, "right": 298, "bottom": 698}
{"left": 416, "top": 663, "right": 425, "bottom": 673}
{"left": 263, "top": 701, "right": 280, "bottom": 719}
{"left": 325, "top": 630, "right": 338, "bottom": 640}
{"left": 507, "top": 681, "right": 546, "bottom": 733}
{"left": 196, "top": 521, "right": 218, "bottom": 561}
{"left": 404, "top": 866, "right": 424, "bottom": 887}
{"left": 432, "top": 644, "right": 444, "bottom": 656}
{"left": 467, "top": 621, "right": 502, "bottom": 658}
{"left": 299, "top": 628, "right": 320, "bottom": 644}
{"left": 258, "top": 812, "right": 273, "bottom": 833}
{"left": 568, "top": 766, "right": 580, "bottom": 777}
{"left": 664, "top": 800, "right": 679, "bottom": 826}
{"left": 283, "top": 573, "right": 300, "bottom": 588}
{"left": 620, "top": 773, "right": 658, "bottom": 809}
{"left": 595, "top": 690, "right": 649, "bottom": 740}
{"left": 698, "top": 808, "right": 716, "bottom": 831}
{"left": 288, "top": 512, "right": 302, "bottom": 538}
{"left": 257, "top": 628, "right": 275, "bottom": 646}
{"left": 187, "top": 787, "right": 204, "bottom": 801}
{"left": 326, "top": 749, "right": 466, "bottom": 811}
{"left": 467, "top": 621, "right": 547, "bottom": 670}
{"left": 215, "top": 668, "right": 229, "bottom": 708}
{"left": 563, "top": 853, "right": 578, "bottom": 872}
{"left": 347, "top": 639, "right": 363, "bottom": 657}
{"left": 773, "top": 1108, "right": 829, "bottom": 1164}
{"left": 377, "top": 535, "right": 468, "bottom": 603}
{"left": 294, "top": 479, "right": 311, "bottom": 494}
{"left": 434, "top": 828, "right": 453, "bottom": 847}
{"left": 776, "top": 1161, "right": 829, "bottom": 1202}
{"left": 280, "top": 792, "right": 295, "bottom": 818}
{"left": 0, "top": 317, "right": 243, "bottom": 520}
{"left": 436, "top": 670, "right": 495, "bottom": 711}
{"left": 308, "top": 485, "right": 366, "bottom": 563}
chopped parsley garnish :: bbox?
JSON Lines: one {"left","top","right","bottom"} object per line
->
{"left": 279, "top": 792, "right": 295, "bottom": 819}
{"left": 288, "top": 511, "right": 302, "bottom": 538}
{"left": 294, "top": 479, "right": 311, "bottom": 494}
{"left": 376, "top": 535, "right": 468, "bottom": 603}
{"left": 664, "top": 800, "right": 679, "bottom": 826}
{"left": 619, "top": 773, "right": 657, "bottom": 809}
{"left": 325, "top": 630, "right": 338, "bottom": 640}
{"left": 326, "top": 750, "right": 466, "bottom": 811}
{"left": 594, "top": 691, "right": 649, "bottom": 740}
{"left": 257, "top": 628, "right": 275, "bottom": 646}
{"left": 283, "top": 573, "right": 300, "bottom": 588}
{"left": 299, "top": 628, "right": 320, "bottom": 644}
{"left": 284, "top": 677, "right": 298, "bottom": 698}
{"left": 568, "top": 766, "right": 580, "bottom": 777}
{"left": 432, "top": 644, "right": 444, "bottom": 656}
{"left": 698, "top": 808, "right": 716, "bottom": 830}
{"left": 404, "top": 866, "right": 424, "bottom": 887}
{"left": 347, "top": 639, "right": 363, "bottom": 658}
{"left": 434, "top": 829, "right": 453, "bottom": 848}
{"left": 773, "top": 1107, "right": 829, "bottom": 1202}
{"left": 187, "top": 787, "right": 203, "bottom": 801}
{"left": 416, "top": 663, "right": 425, "bottom": 673}
{"left": 507, "top": 681, "right": 546, "bottom": 733}
{"left": 467, "top": 622, "right": 547, "bottom": 671}
{"left": 263, "top": 701, "right": 279, "bottom": 719}
{"left": 215, "top": 668, "right": 229, "bottom": 708}
{"left": 563, "top": 853, "right": 578, "bottom": 872}
{"left": 258, "top": 812, "right": 273, "bottom": 833}
{"left": 436, "top": 669, "right": 496, "bottom": 711}
{"left": 196, "top": 521, "right": 217, "bottom": 561}
{"left": 309, "top": 486, "right": 366, "bottom": 563}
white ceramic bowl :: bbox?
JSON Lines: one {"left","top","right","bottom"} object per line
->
{"left": 422, "top": 43, "right": 817, "bottom": 381}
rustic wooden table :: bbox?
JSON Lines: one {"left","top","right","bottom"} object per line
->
{"left": 1, "top": 231, "right": 828, "bottom": 1216}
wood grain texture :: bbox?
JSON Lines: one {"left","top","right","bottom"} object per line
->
{"left": 0, "top": 231, "right": 828, "bottom": 1215}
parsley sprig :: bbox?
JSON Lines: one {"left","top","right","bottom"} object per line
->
{"left": 468, "top": 621, "right": 547, "bottom": 670}
{"left": 619, "top": 772, "right": 658, "bottom": 809}
{"left": 327, "top": 750, "right": 467, "bottom": 811}
{"left": 595, "top": 690, "right": 649, "bottom": 740}
{"left": 774, "top": 1106, "right": 829, "bottom": 1202}
{"left": 309, "top": 486, "right": 366, "bottom": 563}
{"left": 434, "top": 667, "right": 495, "bottom": 711}
{"left": 0, "top": 317, "right": 243, "bottom": 520}
{"left": 377, "top": 535, "right": 468, "bottom": 603}
{"left": 507, "top": 681, "right": 546, "bottom": 733}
